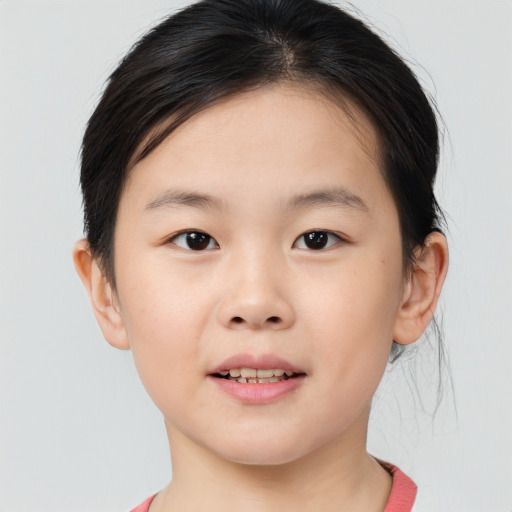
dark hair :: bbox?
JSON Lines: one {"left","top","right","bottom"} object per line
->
{"left": 80, "top": 0, "right": 444, "bottom": 344}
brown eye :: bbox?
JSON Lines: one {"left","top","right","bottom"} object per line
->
{"left": 294, "top": 231, "right": 342, "bottom": 250}
{"left": 171, "top": 231, "right": 218, "bottom": 250}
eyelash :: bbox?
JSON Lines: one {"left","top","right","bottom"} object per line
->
{"left": 293, "top": 231, "right": 344, "bottom": 250}
{"left": 169, "top": 231, "right": 219, "bottom": 251}
{"left": 167, "top": 230, "right": 346, "bottom": 251}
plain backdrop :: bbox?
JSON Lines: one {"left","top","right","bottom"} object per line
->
{"left": 1, "top": 1, "right": 511, "bottom": 511}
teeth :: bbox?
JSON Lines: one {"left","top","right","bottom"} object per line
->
{"left": 220, "top": 367, "right": 297, "bottom": 382}
{"left": 227, "top": 368, "right": 296, "bottom": 378}
{"left": 256, "top": 369, "right": 274, "bottom": 378}
{"left": 240, "top": 368, "right": 257, "bottom": 378}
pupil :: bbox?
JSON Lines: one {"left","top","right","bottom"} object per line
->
{"left": 186, "top": 232, "right": 210, "bottom": 250}
{"left": 305, "top": 231, "right": 328, "bottom": 249}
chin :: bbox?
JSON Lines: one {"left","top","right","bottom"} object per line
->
{"left": 214, "top": 436, "right": 316, "bottom": 467}
{"left": 230, "top": 452, "right": 297, "bottom": 466}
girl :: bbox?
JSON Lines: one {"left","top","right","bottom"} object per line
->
{"left": 73, "top": 0, "right": 448, "bottom": 510}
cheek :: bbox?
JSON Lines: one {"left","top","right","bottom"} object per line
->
{"left": 299, "top": 251, "right": 403, "bottom": 396}
{"left": 117, "top": 251, "right": 213, "bottom": 335}
{"left": 115, "top": 261, "right": 213, "bottom": 409}
{"left": 301, "top": 252, "right": 403, "bottom": 342}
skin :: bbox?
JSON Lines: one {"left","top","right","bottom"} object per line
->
{"left": 74, "top": 83, "right": 448, "bottom": 511}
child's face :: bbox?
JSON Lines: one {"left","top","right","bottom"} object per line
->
{"left": 112, "top": 84, "right": 407, "bottom": 465}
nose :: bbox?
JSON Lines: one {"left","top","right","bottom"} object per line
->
{"left": 216, "top": 251, "right": 295, "bottom": 331}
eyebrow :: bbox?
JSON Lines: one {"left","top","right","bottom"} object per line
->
{"left": 286, "top": 187, "right": 369, "bottom": 214}
{"left": 145, "top": 189, "right": 223, "bottom": 212}
{"left": 144, "top": 186, "right": 369, "bottom": 214}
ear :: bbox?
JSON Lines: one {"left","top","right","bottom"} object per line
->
{"left": 73, "top": 239, "right": 130, "bottom": 350}
{"left": 393, "top": 232, "right": 449, "bottom": 345}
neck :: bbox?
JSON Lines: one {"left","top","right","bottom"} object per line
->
{"left": 152, "top": 409, "right": 391, "bottom": 512}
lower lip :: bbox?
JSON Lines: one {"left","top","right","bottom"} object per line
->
{"left": 209, "top": 375, "right": 306, "bottom": 404}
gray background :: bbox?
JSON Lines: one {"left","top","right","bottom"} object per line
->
{"left": 1, "top": 1, "right": 511, "bottom": 510}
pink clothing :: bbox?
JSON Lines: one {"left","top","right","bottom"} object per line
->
{"left": 130, "top": 463, "right": 417, "bottom": 512}
{"left": 130, "top": 494, "right": 156, "bottom": 512}
{"left": 381, "top": 463, "right": 417, "bottom": 512}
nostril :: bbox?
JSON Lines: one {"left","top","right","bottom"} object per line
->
{"left": 268, "top": 316, "right": 280, "bottom": 323}
{"left": 232, "top": 316, "right": 244, "bottom": 324}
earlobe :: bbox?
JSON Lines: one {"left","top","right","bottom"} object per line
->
{"left": 72, "top": 239, "right": 130, "bottom": 350}
{"left": 393, "top": 232, "right": 449, "bottom": 345}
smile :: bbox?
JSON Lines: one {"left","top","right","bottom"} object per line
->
{"left": 216, "top": 368, "right": 297, "bottom": 384}
{"left": 209, "top": 354, "right": 306, "bottom": 402}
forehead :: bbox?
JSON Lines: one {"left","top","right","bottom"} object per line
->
{"left": 121, "top": 83, "right": 387, "bottom": 214}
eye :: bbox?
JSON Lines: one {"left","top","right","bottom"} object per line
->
{"left": 293, "top": 230, "right": 343, "bottom": 250}
{"left": 169, "top": 231, "right": 219, "bottom": 251}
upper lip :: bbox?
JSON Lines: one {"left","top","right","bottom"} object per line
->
{"left": 209, "top": 353, "right": 305, "bottom": 375}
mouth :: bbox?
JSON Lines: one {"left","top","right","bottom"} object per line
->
{"left": 208, "top": 354, "right": 307, "bottom": 402}
{"left": 212, "top": 367, "right": 303, "bottom": 384}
